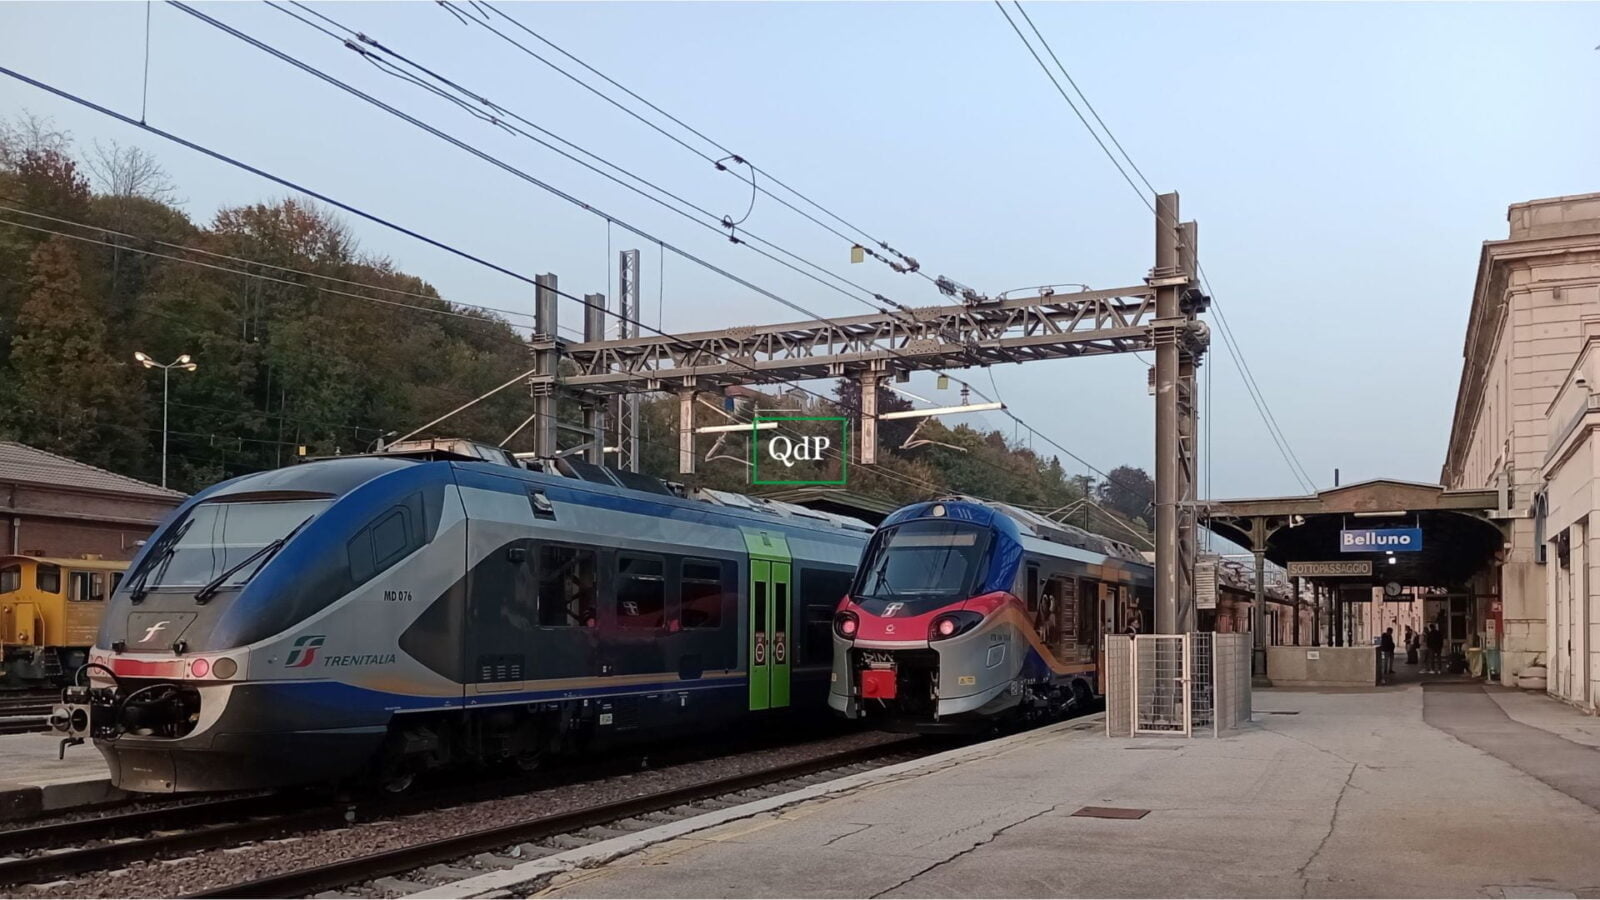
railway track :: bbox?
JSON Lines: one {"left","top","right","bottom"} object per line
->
{"left": 0, "top": 693, "right": 54, "bottom": 736}
{"left": 0, "top": 724, "right": 913, "bottom": 895}
{"left": 190, "top": 740, "right": 927, "bottom": 899}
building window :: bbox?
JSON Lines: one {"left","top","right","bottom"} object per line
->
{"left": 537, "top": 545, "right": 597, "bottom": 627}
{"left": 681, "top": 559, "right": 727, "bottom": 629}
{"left": 616, "top": 555, "right": 665, "bottom": 629}
{"left": 36, "top": 563, "right": 60, "bottom": 594}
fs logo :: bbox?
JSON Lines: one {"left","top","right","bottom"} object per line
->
{"left": 284, "top": 635, "right": 326, "bottom": 668}
{"left": 881, "top": 603, "right": 904, "bottom": 618}
{"left": 138, "top": 620, "right": 171, "bottom": 644}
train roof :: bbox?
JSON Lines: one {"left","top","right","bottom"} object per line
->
{"left": 0, "top": 554, "right": 129, "bottom": 570}
{"left": 302, "top": 438, "right": 875, "bottom": 537}
{"left": 939, "top": 496, "right": 1149, "bottom": 564}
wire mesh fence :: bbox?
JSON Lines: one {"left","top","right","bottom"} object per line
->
{"left": 1105, "top": 635, "right": 1134, "bottom": 738}
{"left": 1104, "top": 632, "right": 1252, "bottom": 738}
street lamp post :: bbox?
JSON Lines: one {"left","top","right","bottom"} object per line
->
{"left": 135, "top": 352, "right": 197, "bottom": 489}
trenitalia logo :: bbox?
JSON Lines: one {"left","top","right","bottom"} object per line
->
{"left": 285, "top": 634, "right": 326, "bottom": 668}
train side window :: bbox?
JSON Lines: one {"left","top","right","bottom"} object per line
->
{"left": 801, "top": 604, "right": 834, "bottom": 667}
{"left": 68, "top": 571, "right": 106, "bottom": 602}
{"left": 800, "top": 567, "right": 853, "bottom": 610}
{"left": 1025, "top": 564, "right": 1039, "bottom": 612}
{"left": 616, "top": 555, "right": 665, "bottom": 629}
{"left": 681, "top": 559, "right": 727, "bottom": 629}
{"left": 110, "top": 572, "right": 124, "bottom": 595}
{"left": 36, "top": 563, "right": 60, "bottom": 594}
{"left": 0, "top": 564, "right": 19, "bottom": 594}
{"left": 371, "top": 509, "right": 412, "bottom": 570}
{"left": 537, "top": 545, "right": 597, "bottom": 627}
{"left": 348, "top": 499, "right": 421, "bottom": 586}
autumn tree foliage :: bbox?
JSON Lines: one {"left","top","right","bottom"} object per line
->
{"left": 6, "top": 236, "right": 139, "bottom": 469}
{"left": 0, "top": 113, "right": 1152, "bottom": 546}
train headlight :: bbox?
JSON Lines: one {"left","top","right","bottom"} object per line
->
{"left": 212, "top": 657, "right": 238, "bottom": 679}
{"left": 189, "top": 658, "right": 211, "bottom": 679}
{"left": 834, "top": 611, "right": 859, "bottom": 639}
{"left": 929, "top": 611, "right": 983, "bottom": 641}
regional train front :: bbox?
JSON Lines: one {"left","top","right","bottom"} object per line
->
{"left": 829, "top": 497, "right": 1128, "bottom": 732}
{"left": 828, "top": 500, "right": 1035, "bottom": 731}
{"left": 50, "top": 455, "right": 459, "bottom": 792}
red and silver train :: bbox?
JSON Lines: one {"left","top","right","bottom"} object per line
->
{"left": 829, "top": 498, "right": 1153, "bottom": 731}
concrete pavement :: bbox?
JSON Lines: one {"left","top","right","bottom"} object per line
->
{"left": 524, "top": 686, "right": 1600, "bottom": 899}
{"left": 0, "top": 732, "right": 121, "bottom": 820}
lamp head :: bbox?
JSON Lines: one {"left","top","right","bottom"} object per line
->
{"left": 175, "top": 354, "right": 191, "bottom": 365}
{"left": 133, "top": 351, "right": 153, "bottom": 367}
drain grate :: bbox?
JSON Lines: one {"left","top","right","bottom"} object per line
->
{"left": 1071, "top": 806, "right": 1149, "bottom": 820}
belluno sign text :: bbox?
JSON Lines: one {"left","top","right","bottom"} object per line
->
{"left": 1340, "top": 528, "right": 1423, "bottom": 553}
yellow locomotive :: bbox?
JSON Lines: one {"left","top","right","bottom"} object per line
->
{"left": 1, "top": 555, "right": 126, "bottom": 687}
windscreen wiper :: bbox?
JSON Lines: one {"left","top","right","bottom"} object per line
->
{"left": 193, "top": 515, "right": 314, "bottom": 604}
{"left": 126, "top": 519, "right": 194, "bottom": 604}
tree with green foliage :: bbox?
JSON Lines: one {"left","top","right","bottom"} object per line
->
{"left": 6, "top": 235, "right": 141, "bottom": 470}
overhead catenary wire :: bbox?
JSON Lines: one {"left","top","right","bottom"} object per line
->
{"left": 1, "top": 60, "right": 1133, "bottom": 512}
{"left": 178, "top": 3, "right": 1149, "bottom": 499}
{"left": 456, "top": 0, "right": 932, "bottom": 279}
{"left": 995, "top": 0, "right": 1316, "bottom": 493}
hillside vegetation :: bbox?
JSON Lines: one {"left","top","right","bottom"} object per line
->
{"left": 0, "top": 115, "right": 1151, "bottom": 543}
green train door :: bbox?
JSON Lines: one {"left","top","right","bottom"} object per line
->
{"left": 743, "top": 529, "right": 793, "bottom": 711}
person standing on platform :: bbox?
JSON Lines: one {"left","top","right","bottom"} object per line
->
{"left": 1379, "top": 628, "right": 1396, "bottom": 684}
{"left": 1404, "top": 625, "right": 1419, "bottom": 665}
{"left": 1425, "top": 624, "right": 1445, "bottom": 674}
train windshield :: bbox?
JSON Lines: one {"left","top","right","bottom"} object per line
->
{"left": 131, "top": 498, "right": 332, "bottom": 589}
{"left": 854, "top": 520, "right": 987, "bottom": 607}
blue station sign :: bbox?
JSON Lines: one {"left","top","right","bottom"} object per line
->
{"left": 1340, "top": 527, "right": 1423, "bottom": 553}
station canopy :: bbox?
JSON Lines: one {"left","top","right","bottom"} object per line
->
{"left": 1206, "top": 479, "right": 1504, "bottom": 587}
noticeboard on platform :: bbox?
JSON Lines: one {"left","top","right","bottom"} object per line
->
{"left": 1286, "top": 560, "right": 1373, "bottom": 578}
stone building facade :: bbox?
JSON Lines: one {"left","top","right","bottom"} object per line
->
{"left": 1442, "top": 193, "right": 1600, "bottom": 703}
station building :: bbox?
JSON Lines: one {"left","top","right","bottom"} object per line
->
{"left": 1204, "top": 192, "right": 1600, "bottom": 705}
{"left": 0, "top": 442, "right": 184, "bottom": 561}
{"left": 1443, "top": 192, "right": 1600, "bottom": 707}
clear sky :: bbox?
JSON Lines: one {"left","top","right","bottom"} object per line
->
{"left": 3, "top": 1, "right": 1597, "bottom": 500}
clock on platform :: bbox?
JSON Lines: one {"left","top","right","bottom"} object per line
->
{"left": 1384, "top": 581, "right": 1404, "bottom": 599}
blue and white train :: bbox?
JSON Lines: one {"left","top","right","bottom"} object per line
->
{"left": 53, "top": 440, "right": 870, "bottom": 792}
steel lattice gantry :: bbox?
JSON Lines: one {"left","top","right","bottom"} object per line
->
{"left": 524, "top": 192, "right": 1208, "bottom": 633}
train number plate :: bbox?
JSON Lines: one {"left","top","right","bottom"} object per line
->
{"left": 861, "top": 668, "right": 897, "bottom": 699}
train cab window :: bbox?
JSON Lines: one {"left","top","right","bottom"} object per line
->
{"left": 36, "top": 563, "right": 60, "bottom": 594}
{"left": 68, "top": 571, "right": 106, "bottom": 602}
{"left": 0, "top": 565, "right": 19, "bottom": 594}
{"left": 536, "top": 545, "right": 597, "bottom": 627}
{"left": 615, "top": 555, "right": 665, "bottom": 629}
{"left": 681, "top": 559, "right": 728, "bottom": 629}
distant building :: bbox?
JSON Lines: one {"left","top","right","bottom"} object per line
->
{"left": 0, "top": 442, "right": 185, "bottom": 561}
{"left": 1442, "top": 192, "right": 1600, "bottom": 705}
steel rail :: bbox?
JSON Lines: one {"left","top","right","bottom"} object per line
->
{"left": 189, "top": 741, "right": 920, "bottom": 899}
{"left": 0, "top": 799, "right": 353, "bottom": 887}
{"left": 0, "top": 794, "right": 284, "bottom": 856}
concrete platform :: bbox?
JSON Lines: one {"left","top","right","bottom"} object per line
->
{"left": 0, "top": 732, "right": 121, "bottom": 821}
{"left": 493, "top": 686, "right": 1600, "bottom": 899}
